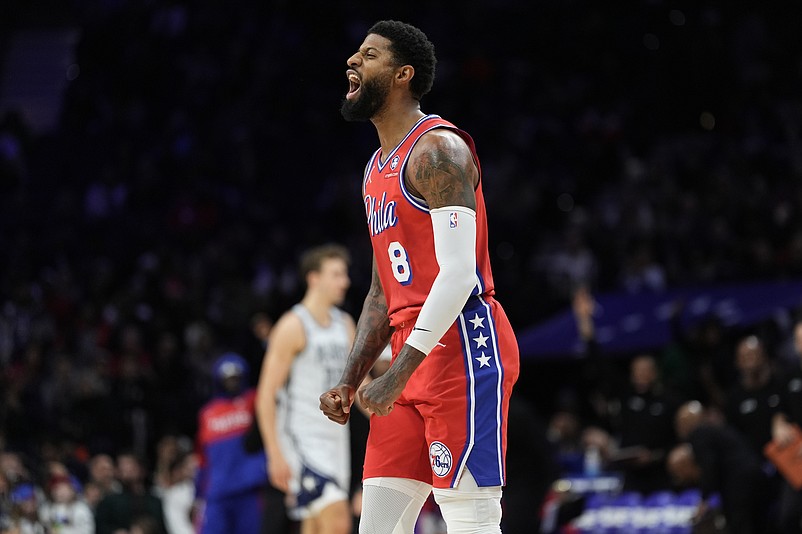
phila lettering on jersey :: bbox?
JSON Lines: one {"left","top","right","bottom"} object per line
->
{"left": 362, "top": 115, "right": 496, "bottom": 327}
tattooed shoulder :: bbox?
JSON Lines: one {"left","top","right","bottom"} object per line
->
{"left": 405, "top": 130, "right": 478, "bottom": 210}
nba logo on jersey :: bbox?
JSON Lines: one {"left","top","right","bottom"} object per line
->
{"left": 390, "top": 155, "right": 400, "bottom": 170}
{"left": 429, "top": 441, "right": 452, "bottom": 477}
{"left": 449, "top": 212, "right": 458, "bottom": 228}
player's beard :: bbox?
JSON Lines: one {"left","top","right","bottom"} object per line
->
{"left": 340, "top": 74, "right": 391, "bottom": 122}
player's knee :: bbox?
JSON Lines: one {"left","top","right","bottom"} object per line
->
{"left": 318, "top": 500, "right": 352, "bottom": 534}
{"left": 434, "top": 494, "right": 502, "bottom": 534}
{"left": 432, "top": 470, "right": 502, "bottom": 534}
{"left": 359, "top": 478, "right": 431, "bottom": 534}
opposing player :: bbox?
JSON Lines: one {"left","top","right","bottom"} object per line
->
{"left": 256, "top": 245, "right": 355, "bottom": 534}
{"left": 320, "top": 20, "right": 520, "bottom": 534}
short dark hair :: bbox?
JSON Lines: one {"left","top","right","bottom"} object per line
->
{"left": 368, "top": 20, "right": 436, "bottom": 100}
{"left": 299, "top": 244, "right": 350, "bottom": 281}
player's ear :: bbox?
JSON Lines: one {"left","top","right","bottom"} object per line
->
{"left": 396, "top": 65, "right": 415, "bottom": 85}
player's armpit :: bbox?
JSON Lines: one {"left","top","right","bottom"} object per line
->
{"left": 405, "top": 129, "right": 478, "bottom": 210}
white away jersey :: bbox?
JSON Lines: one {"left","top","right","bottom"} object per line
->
{"left": 280, "top": 304, "right": 351, "bottom": 489}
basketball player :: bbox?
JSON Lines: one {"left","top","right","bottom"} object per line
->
{"left": 256, "top": 245, "right": 355, "bottom": 534}
{"left": 319, "top": 20, "right": 520, "bottom": 534}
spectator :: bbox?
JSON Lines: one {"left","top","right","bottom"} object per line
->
{"left": 604, "top": 354, "right": 683, "bottom": 494}
{"left": 87, "top": 454, "right": 121, "bottom": 502}
{"left": 0, "top": 454, "right": 30, "bottom": 488}
{"left": 7, "top": 483, "right": 46, "bottom": 534}
{"left": 671, "top": 401, "right": 770, "bottom": 534}
{"left": 39, "top": 475, "right": 94, "bottom": 534}
{"left": 160, "top": 452, "right": 197, "bottom": 534}
{"left": 724, "top": 336, "right": 784, "bottom": 458}
{"left": 569, "top": 286, "right": 625, "bottom": 427}
{"left": 83, "top": 480, "right": 105, "bottom": 512}
{"left": 152, "top": 435, "right": 192, "bottom": 494}
{"left": 94, "top": 452, "right": 165, "bottom": 534}
{"left": 721, "top": 334, "right": 787, "bottom": 528}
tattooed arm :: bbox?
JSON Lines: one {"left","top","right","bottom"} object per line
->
{"left": 405, "top": 129, "right": 479, "bottom": 209}
{"left": 356, "top": 129, "right": 480, "bottom": 417}
{"left": 320, "top": 257, "right": 393, "bottom": 424}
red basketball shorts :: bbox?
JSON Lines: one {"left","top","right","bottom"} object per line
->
{"left": 362, "top": 295, "right": 520, "bottom": 489}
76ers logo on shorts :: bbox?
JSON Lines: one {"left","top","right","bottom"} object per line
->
{"left": 429, "top": 441, "right": 452, "bottom": 478}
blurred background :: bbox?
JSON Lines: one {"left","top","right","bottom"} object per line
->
{"left": 1, "top": 1, "right": 802, "bottom": 533}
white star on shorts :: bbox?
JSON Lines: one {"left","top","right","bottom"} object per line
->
{"left": 475, "top": 352, "right": 491, "bottom": 368}
{"left": 302, "top": 475, "right": 317, "bottom": 492}
{"left": 468, "top": 313, "right": 485, "bottom": 330}
{"left": 473, "top": 332, "right": 489, "bottom": 348}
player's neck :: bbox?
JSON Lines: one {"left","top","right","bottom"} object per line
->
{"left": 300, "top": 294, "right": 334, "bottom": 326}
{"left": 371, "top": 103, "right": 425, "bottom": 158}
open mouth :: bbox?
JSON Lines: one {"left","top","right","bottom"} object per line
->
{"left": 346, "top": 70, "right": 361, "bottom": 100}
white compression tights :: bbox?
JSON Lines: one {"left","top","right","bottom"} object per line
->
{"left": 433, "top": 470, "right": 503, "bottom": 534}
{"left": 359, "top": 477, "right": 431, "bottom": 534}
{"left": 359, "top": 470, "right": 502, "bottom": 534}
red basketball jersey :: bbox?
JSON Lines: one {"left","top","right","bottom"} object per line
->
{"left": 362, "top": 115, "right": 495, "bottom": 327}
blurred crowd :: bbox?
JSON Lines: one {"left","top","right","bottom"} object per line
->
{"left": 532, "top": 290, "right": 802, "bottom": 533}
{"left": 2, "top": 0, "right": 802, "bottom": 532}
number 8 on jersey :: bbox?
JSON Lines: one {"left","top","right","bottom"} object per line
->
{"left": 388, "top": 241, "right": 413, "bottom": 285}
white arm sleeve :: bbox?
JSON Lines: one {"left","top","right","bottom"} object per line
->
{"left": 405, "top": 206, "right": 478, "bottom": 355}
